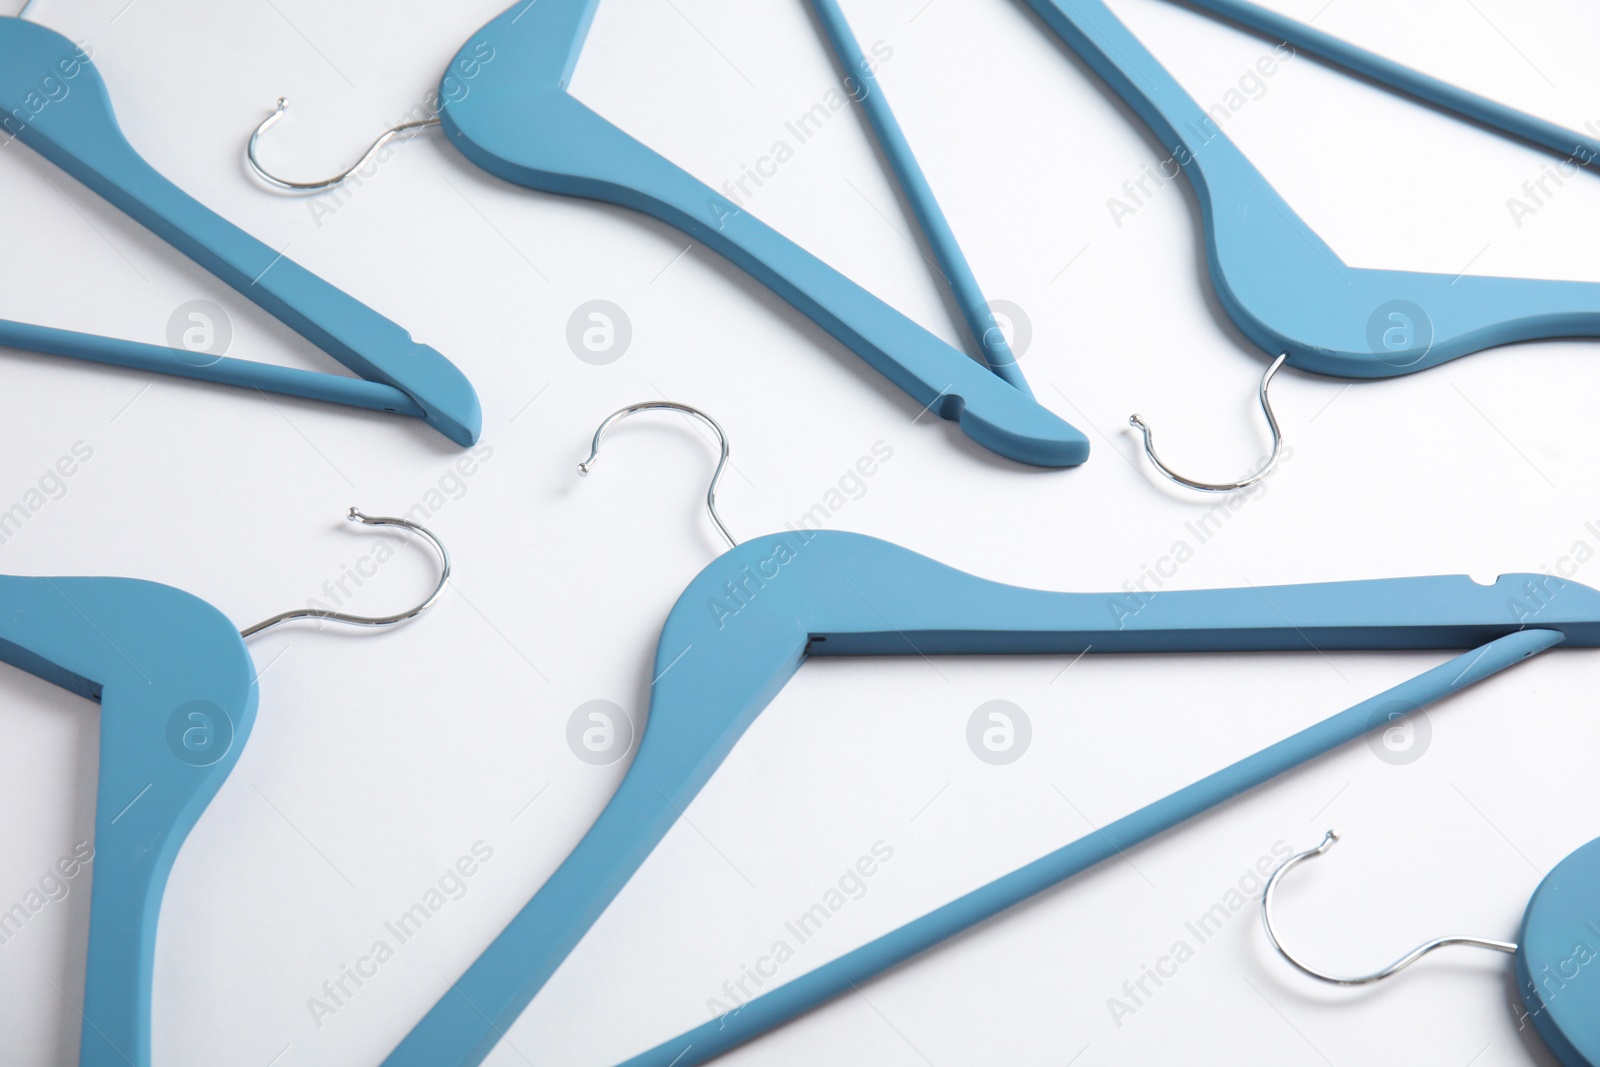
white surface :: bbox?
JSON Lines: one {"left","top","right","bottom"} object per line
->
{"left": 0, "top": 0, "right": 1597, "bottom": 1064}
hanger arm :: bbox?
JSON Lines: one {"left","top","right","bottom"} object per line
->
{"left": 618, "top": 628, "right": 1562, "bottom": 1066}
{"left": 0, "top": 319, "right": 423, "bottom": 417}
{"left": 806, "top": 0, "right": 1031, "bottom": 394}
{"left": 382, "top": 629, "right": 808, "bottom": 1066}
{"left": 384, "top": 531, "right": 1600, "bottom": 1066}
{"left": 383, "top": 768, "right": 712, "bottom": 1064}
{"left": 0, "top": 575, "right": 258, "bottom": 1067}
{"left": 437, "top": 1, "right": 1088, "bottom": 468}
{"left": 0, "top": 17, "right": 480, "bottom": 445}
{"left": 1173, "top": 0, "right": 1600, "bottom": 163}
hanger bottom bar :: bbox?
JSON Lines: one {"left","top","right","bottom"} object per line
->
{"left": 0, "top": 320, "right": 423, "bottom": 418}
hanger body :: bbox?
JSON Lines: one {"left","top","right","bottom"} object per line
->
{"left": 382, "top": 529, "right": 1600, "bottom": 1065}
{"left": 0, "top": 17, "right": 481, "bottom": 444}
{"left": 10, "top": 508, "right": 446, "bottom": 1065}
{"left": 0, "top": 575, "right": 259, "bottom": 1066}
{"left": 1023, "top": 0, "right": 1600, "bottom": 376}
{"left": 805, "top": 0, "right": 1030, "bottom": 394}
{"left": 625, "top": 627, "right": 1566, "bottom": 1066}
{"left": 432, "top": 1, "right": 1089, "bottom": 468}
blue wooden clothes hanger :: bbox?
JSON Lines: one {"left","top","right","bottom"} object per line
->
{"left": 1260, "top": 829, "right": 1600, "bottom": 1067}
{"left": 1014, "top": 0, "right": 1600, "bottom": 488}
{"left": 377, "top": 403, "right": 1600, "bottom": 1066}
{"left": 1020, "top": 0, "right": 1600, "bottom": 375}
{"left": 787, "top": 0, "right": 1600, "bottom": 492}
{"left": 244, "top": 0, "right": 1091, "bottom": 469}
{"left": 248, "top": 0, "right": 1600, "bottom": 484}
{"left": 0, "top": 12, "right": 481, "bottom": 446}
{"left": 18, "top": 507, "right": 448, "bottom": 1067}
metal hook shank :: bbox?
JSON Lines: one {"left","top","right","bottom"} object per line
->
{"left": 578, "top": 401, "right": 737, "bottom": 548}
{"left": 241, "top": 507, "right": 450, "bottom": 638}
{"left": 1130, "top": 352, "right": 1288, "bottom": 493}
{"left": 246, "top": 98, "right": 440, "bottom": 192}
{"left": 1261, "top": 830, "right": 1517, "bottom": 987}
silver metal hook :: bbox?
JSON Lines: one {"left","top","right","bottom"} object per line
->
{"left": 1261, "top": 830, "right": 1517, "bottom": 987}
{"left": 240, "top": 507, "right": 451, "bottom": 638}
{"left": 1129, "top": 352, "right": 1288, "bottom": 493}
{"left": 578, "top": 401, "right": 738, "bottom": 548}
{"left": 16, "top": 0, "right": 35, "bottom": 17}
{"left": 246, "top": 97, "right": 440, "bottom": 192}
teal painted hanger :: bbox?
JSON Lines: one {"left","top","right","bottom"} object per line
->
{"left": 379, "top": 404, "right": 1600, "bottom": 1066}
{"left": 246, "top": 0, "right": 1600, "bottom": 478}
{"left": 0, "top": 14, "right": 481, "bottom": 445}
{"left": 245, "top": 0, "right": 1090, "bottom": 468}
{"left": 797, "top": 0, "right": 1600, "bottom": 490}
{"left": 22, "top": 508, "right": 448, "bottom": 1067}
{"left": 1024, "top": 0, "right": 1600, "bottom": 376}
{"left": 618, "top": 630, "right": 1566, "bottom": 1067}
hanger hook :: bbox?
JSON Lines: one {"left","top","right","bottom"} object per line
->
{"left": 245, "top": 97, "right": 441, "bottom": 193}
{"left": 240, "top": 507, "right": 451, "bottom": 638}
{"left": 16, "top": 0, "right": 36, "bottom": 17}
{"left": 1261, "top": 830, "right": 1518, "bottom": 987}
{"left": 578, "top": 401, "right": 737, "bottom": 549}
{"left": 1129, "top": 352, "right": 1288, "bottom": 493}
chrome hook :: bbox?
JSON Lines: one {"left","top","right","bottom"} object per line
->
{"left": 1130, "top": 353, "right": 1288, "bottom": 493}
{"left": 578, "top": 401, "right": 737, "bottom": 548}
{"left": 241, "top": 507, "right": 450, "bottom": 638}
{"left": 16, "top": 0, "right": 35, "bottom": 17}
{"left": 246, "top": 97, "right": 440, "bottom": 192}
{"left": 1261, "top": 830, "right": 1517, "bottom": 987}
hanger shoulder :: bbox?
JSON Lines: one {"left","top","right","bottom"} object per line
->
{"left": 384, "top": 578, "right": 809, "bottom": 1065}
{"left": 667, "top": 530, "right": 1600, "bottom": 653}
{"left": 0, "top": 574, "right": 258, "bottom": 1067}
{"left": 0, "top": 18, "right": 480, "bottom": 444}
{"left": 435, "top": 1, "right": 1088, "bottom": 468}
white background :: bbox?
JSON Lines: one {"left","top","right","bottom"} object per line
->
{"left": 2, "top": 0, "right": 1598, "bottom": 1064}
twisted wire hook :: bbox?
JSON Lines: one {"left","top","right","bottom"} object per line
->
{"left": 1130, "top": 353, "right": 1288, "bottom": 493}
{"left": 246, "top": 97, "right": 440, "bottom": 192}
{"left": 1262, "top": 830, "right": 1517, "bottom": 987}
{"left": 241, "top": 507, "right": 450, "bottom": 638}
{"left": 577, "top": 401, "right": 737, "bottom": 548}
